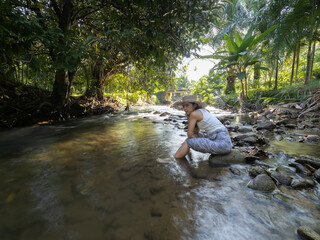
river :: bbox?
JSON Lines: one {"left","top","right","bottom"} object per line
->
{"left": 0, "top": 106, "right": 319, "bottom": 240}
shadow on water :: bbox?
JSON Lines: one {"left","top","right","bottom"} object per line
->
{"left": 0, "top": 106, "right": 319, "bottom": 240}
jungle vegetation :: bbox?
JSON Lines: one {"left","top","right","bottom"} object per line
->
{"left": 0, "top": 0, "right": 319, "bottom": 124}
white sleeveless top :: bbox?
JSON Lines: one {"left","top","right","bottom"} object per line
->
{"left": 197, "top": 109, "right": 224, "bottom": 134}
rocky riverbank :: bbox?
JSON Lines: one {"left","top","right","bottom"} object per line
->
{"left": 148, "top": 105, "right": 320, "bottom": 240}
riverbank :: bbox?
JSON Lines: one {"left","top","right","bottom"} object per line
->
{"left": 0, "top": 81, "right": 120, "bottom": 129}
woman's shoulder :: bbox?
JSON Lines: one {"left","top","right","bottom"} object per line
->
{"left": 190, "top": 109, "right": 204, "bottom": 120}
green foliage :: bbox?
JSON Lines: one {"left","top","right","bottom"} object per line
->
{"left": 247, "top": 79, "right": 320, "bottom": 106}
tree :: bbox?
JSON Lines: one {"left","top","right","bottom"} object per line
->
{"left": 3, "top": 0, "right": 220, "bottom": 109}
{"left": 201, "top": 25, "right": 277, "bottom": 102}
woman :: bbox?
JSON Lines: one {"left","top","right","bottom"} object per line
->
{"left": 173, "top": 95, "right": 232, "bottom": 159}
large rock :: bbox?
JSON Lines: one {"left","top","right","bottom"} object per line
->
{"left": 209, "top": 149, "right": 246, "bottom": 166}
{"left": 315, "top": 169, "right": 320, "bottom": 182}
{"left": 306, "top": 135, "right": 320, "bottom": 142}
{"left": 291, "top": 178, "right": 316, "bottom": 189}
{"left": 296, "top": 156, "right": 320, "bottom": 169}
{"left": 238, "top": 126, "right": 253, "bottom": 133}
{"left": 269, "top": 171, "right": 292, "bottom": 186}
{"left": 248, "top": 166, "right": 265, "bottom": 178}
{"left": 243, "top": 136, "right": 257, "bottom": 145}
{"left": 297, "top": 226, "right": 320, "bottom": 240}
{"left": 247, "top": 174, "right": 276, "bottom": 191}
{"left": 256, "top": 122, "right": 276, "bottom": 131}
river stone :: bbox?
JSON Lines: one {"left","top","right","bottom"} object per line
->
{"left": 296, "top": 156, "right": 320, "bottom": 169}
{"left": 314, "top": 169, "right": 320, "bottom": 182}
{"left": 256, "top": 122, "right": 276, "bottom": 131}
{"left": 190, "top": 166, "right": 208, "bottom": 179}
{"left": 275, "top": 135, "right": 283, "bottom": 141}
{"left": 229, "top": 167, "right": 241, "bottom": 175}
{"left": 243, "top": 136, "right": 257, "bottom": 145}
{"left": 233, "top": 134, "right": 258, "bottom": 141}
{"left": 289, "top": 162, "right": 313, "bottom": 175}
{"left": 208, "top": 150, "right": 246, "bottom": 166}
{"left": 291, "top": 178, "right": 316, "bottom": 189}
{"left": 248, "top": 166, "right": 265, "bottom": 178}
{"left": 275, "top": 119, "right": 290, "bottom": 126}
{"left": 238, "top": 126, "right": 253, "bottom": 133}
{"left": 269, "top": 170, "right": 292, "bottom": 186}
{"left": 285, "top": 124, "right": 296, "bottom": 129}
{"left": 284, "top": 137, "right": 295, "bottom": 142}
{"left": 297, "top": 226, "right": 320, "bottom": 240}
{"left": 160, "top": 112, "right": 171, "bottom": 117}
{"left": 247, "top": 174, "right": 275, "bottom": 191}
{"left": 306, "top": 135, "right": 319, "bottom": 142}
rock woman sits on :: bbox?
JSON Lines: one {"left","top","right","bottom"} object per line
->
{"left": 173, "top": 95, "right": 232, "bottom": 159}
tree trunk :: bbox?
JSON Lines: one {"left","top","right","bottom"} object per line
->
{"left": 310, "top": 20, "right": 318, "bottom": 79}
{"left": 50, "top": 0, "right": 75, "bottom": 108}
{"left": 85, "top": 61, "right": 106, "bottom": 101}
{"left": 244, "top": 71, "right": 248, "bottom": 98}
{"left": 290, "top": 50, "right": 296, "bottom": 85}
{"left": 225, "top": 74, "right": 236, "bottom": 94}
{"left": 304, "top": 0, "right": 315, "bottom": 85}
{"left": 51, "top": 68, "right": 70, "bottom": 108}
{"left": 310, "top": 41, "right": 316, "bottom": 79}
{"left": 274, "top": 60, "right": 278, "bottom": 90}
{"left": 295, "top": 44, "right": 300, "bottom": 83}
{"left": 253, "top": 62, "right": 260, "bottom": 88}
{"left": 269, "top": 67, "right": 273, "bottom": 89}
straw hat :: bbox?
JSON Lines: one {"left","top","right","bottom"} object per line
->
{"left": 172, "top": 95, "right": 206, "bottom": 110}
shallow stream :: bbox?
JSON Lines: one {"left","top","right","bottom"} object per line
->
{"left": 0, "top": 106, "right": 319, "bottom": 240}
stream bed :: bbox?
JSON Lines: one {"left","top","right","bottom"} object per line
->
{"left": 0, "top": 106, "right": 319, "bottom": 240}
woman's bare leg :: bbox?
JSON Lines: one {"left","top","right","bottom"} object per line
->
{"left": 174, "top": 140, "right": 190, "bottom": 159}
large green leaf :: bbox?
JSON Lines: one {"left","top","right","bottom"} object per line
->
{"left": 237, "top": 71, "right": 246, "bottom": 80}
{"left": 243, "top": 26, "right": 254, "bottom": 42}
{"left": 249, "top": 25, "right": 278, "bottom": 49}
{"left": 234, "top": 33, "right": 242, "bottom": 47}
{"left": 224, "top": 34, "right": 238, "bottom": 52}
{"left": 238, "top": 36, "right": 255, "bottom": 52}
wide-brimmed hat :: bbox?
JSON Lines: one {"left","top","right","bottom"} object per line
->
{"left": 172, "top": 95, "right": 206, "bottom": 110}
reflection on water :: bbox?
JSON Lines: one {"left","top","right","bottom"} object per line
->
{"left": 0, "top": 107, "right": 319, "bottom": 240}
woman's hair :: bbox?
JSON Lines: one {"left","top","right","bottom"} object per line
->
{"left": 191, "top": 102, "right": 202, "bottom": 110}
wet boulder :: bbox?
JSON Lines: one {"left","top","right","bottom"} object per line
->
{"left": 209, "top": 149, "right": 246, "bottom": 166}
{"left": 297, "top": 226, "right": 320, "bottom": 240}
{"left": 160, "top": 112, "right": 171, "bottom": 117}
{"left": 295, "top": 158, "right": 320, "bottom": 170}
{"left": 243, "top": 136, "right": 257, "bottom": 145}
{"left": 269, "top": 170, "right": 292, "bottom": 186}
{"left": 291, "top": 178, "right": 316, "bottom": 189}
{"left": 190, "top": 165, "right": 208, "bottom": 179}
{"left": 229, "top": 167, "right": 241, "bottom": 175}
{"left": 275, "top": 119, "right": 290, "bottom": 126}
{"left": 238, "top": 126, "right": 253, "bottom": 133}
{"left": 247, "top": 174, "right": 276, "bottom": 191}
{"left": 226, "top": 124, "right": 240, "bottom": 132}
{"left": 289, "top": 162, "right": 313, "bottom": 175}
{"left": 314, "top": 169, "right": 320, "bottom": 182}
{"left": 275, "top": 135, "right": 283, "bottom": 141}
{"left": 283, "top": 137, "right": 295, "bottom": 142}
{"left": 285, "top": 124, "right": 296, "bottom": 129}
{"left": 248, "top": 166, "right": 265, "bottom": 178}
{"left": 255, "top": 122, "right": 276, "bottom": 131}
{"left": 305, "top": 135, "right": 319, "bottom": 143}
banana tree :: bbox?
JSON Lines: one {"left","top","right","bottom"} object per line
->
{"left": 202, "top": 25, "right": 277, "bottom": 101}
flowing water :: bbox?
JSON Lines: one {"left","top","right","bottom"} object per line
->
{"left": 0, "top": 106, "right": 319, "bottom": 240}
